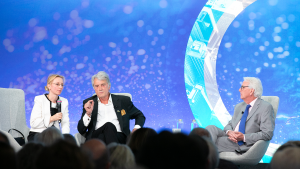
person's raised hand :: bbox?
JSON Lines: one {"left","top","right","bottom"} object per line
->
{"left": 84, "top": 100, "right": 94, "bottom": 117}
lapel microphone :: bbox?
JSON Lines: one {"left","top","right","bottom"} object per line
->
{"left": 57, "top": 99, "right": 62, "bottom": 123}
{"left": 242, "top": 111, "right": 244, "bottom": 114}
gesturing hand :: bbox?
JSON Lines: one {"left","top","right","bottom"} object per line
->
{"left": 84, "top": 100, "right": 94, "bottom": 117}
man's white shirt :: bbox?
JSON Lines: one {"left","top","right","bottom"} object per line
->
{"left": 82, "top": 94, "right": 141, "bottom": 131}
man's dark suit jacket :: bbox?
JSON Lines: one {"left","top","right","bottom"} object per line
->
{"left": 77, "top": 94, "right": 146, "bottom": 140}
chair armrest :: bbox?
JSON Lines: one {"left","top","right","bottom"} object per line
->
{"left": 219, "top": 140, "right": 270, "bottom": 165}
{"left": 74, "top": 133, "right": 86, "bottom": 146}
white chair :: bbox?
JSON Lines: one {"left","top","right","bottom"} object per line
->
{"left": 219, "top": 96, "right": 279, "bottom": 165}
{"left": 74, "top": 93, "right": 132, "bottom": 146}
{"left": 0, "top": 88, "right": 30, "bottom": 150}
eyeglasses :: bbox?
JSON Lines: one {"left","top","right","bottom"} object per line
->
{"left": 52, "top": 83, "right": 64, "bottom": 87}
{"left": 240, "top": 86, "right": 249, "bottom": 90}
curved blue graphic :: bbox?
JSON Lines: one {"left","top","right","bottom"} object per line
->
{"left": 184, "top": 0, "right": 279, "bottom": 162}
{"left": 185, "top": 0, "right": 254, "bottom": 129}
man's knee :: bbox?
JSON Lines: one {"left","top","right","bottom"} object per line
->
{"left": 104, "top": 122, "right": 114, "bottom": 127}
{"left": 206, "top": 125, "right": 217, "bottom": 131}
{"left": 206, "top": 125, "right": 226, "bottom": 138}
{"left": 103, "top": 122, "right": 117, "bottom": 131}
{"left": 206, "top": 125, "right": 223, "bottom": 137}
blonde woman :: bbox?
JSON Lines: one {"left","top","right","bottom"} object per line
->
{"left": 28, "top": 74, "right": 70, "bottom": 142}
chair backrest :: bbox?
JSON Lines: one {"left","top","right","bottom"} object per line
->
{"left": 261, "top": 96, "right": 279, "bottom": 116}
{"left": 93, "top": 93, "right": 132, "bottom": 101}
{"left": 0, "top": 88, "right": 29, "bottom": 141}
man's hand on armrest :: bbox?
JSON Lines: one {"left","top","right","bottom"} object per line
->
{"left": 132, "top": 125, "right": 141, "bottom": 133}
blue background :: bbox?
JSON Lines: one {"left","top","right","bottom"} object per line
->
{"left": 0, "top": 0, "right": 299, "bottom": 149}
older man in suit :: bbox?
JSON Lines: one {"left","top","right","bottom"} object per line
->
{"left": 206, "top": 77, "right": 275, "bottom": 153}
{"left": 77, "top": 71, "right": 145, "bottom": 145}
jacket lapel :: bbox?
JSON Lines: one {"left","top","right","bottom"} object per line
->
{"left": 92, "top": 96, "right": 98, "bottom": 130}
{"left": 43, "top": 96, "right": 51, "bottom": 117}
{"left": 246, "top": 98, "right": 261, "bottom": 121}
{"left": 233, "top": 103, "right": 246, "bottom": 129}
{"left": 111, "top": 94, "right": 123, "bottom": 129}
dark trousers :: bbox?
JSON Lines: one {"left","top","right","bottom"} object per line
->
{"left": 91, "top": 122, "right": 127, "bottom": 145}
{"left": 27, "top": 131, "right": 40, "bottom": 142}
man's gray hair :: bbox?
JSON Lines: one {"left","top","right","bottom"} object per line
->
{"left": 91, "top": 71, "right": 111, "bottom": 87}
{"left": 244, "top": 77, "right": 263, "bottom": 98}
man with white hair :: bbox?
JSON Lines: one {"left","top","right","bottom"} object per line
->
{"left": 206, "top": 77, "right": 275, "bottom": 153}
{"left": 77, "top": 71, "right": 145, "bottom": 144}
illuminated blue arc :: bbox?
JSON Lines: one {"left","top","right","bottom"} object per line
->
{"left": 184, "top": 0, "right": 256, "bottom": 128}
{"left": 184, "top": 0, "right": 281, "bottom": 163}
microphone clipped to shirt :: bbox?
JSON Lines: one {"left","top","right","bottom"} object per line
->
{"left": 57, "top": 99, "right": 62, "bottom": 123}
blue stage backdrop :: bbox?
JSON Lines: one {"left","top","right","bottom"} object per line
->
{"left": 0, "top": 0, "right": 299, "bottom": 162}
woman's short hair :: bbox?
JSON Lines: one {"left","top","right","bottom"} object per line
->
{"left": 91, "top": 71, "right": 111, "bottom": 87}
{"left": 244, "top": 77, "right": 263, "bottom": 98}
{"left": 45, "top": 74, "right": 65, "bottom": 91}
{"left": 107, "top": 144, "right": 135, "bottom": 169}
{"left": 35, "top": 127, "right": 64, "bottom": 146}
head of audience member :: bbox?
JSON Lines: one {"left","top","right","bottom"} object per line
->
{"left": 190, "top": 127, "right": 211, "bottom": 139}
{"left": 239, "top": 77, "right": 262, "bottom": 104}
{"left": 136, "top": 130, "right": 209, "bottom": 169}
{"left": 189, "top": 128, "right": 217, "bottom": 169}
{"left": 35, "top": 127, "right": 64, "bottom": 146}
{"left": 35, "top": 140, "right": 93, "bottom": 169}
{"left": 127, "top": 128, "right": 157, "bottom": 156}
{"left": 275, "top": 140, "right": 300, "bottom": 151}
{"left": 269, "top": 141, "right": 300, "bottom": 169}
{"left": 202, "top": 137, "right": 219, "bottom": 169}
{"left": 217, "top": 159, "right": 239, "bottom": 169}
{"left": 0, "top": 131, "right": 9, "bottom": 144}
{"left": 82, "top": 139, "right": 110, "bottom": 169}
{"left": 63, "top": 134, "right": 78, "bottom": 146}
{"left": 107, "top": 143, "right": 135, "bottom": 169}
{"left": 0, "top": 142, "right": 17, "bottom": 169}
{"left": 17, "top": 143, "right": 43, "bottom": 169}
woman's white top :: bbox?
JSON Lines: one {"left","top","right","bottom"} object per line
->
{"left": 29, "top": 94, "right": 70, "bottom": 133}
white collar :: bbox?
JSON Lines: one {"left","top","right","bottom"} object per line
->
{"left": 249, "top": 97, "right": 258, "bottom": 107}
{"left": 97, "top": 94, "right": 112, "bottom": 104}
